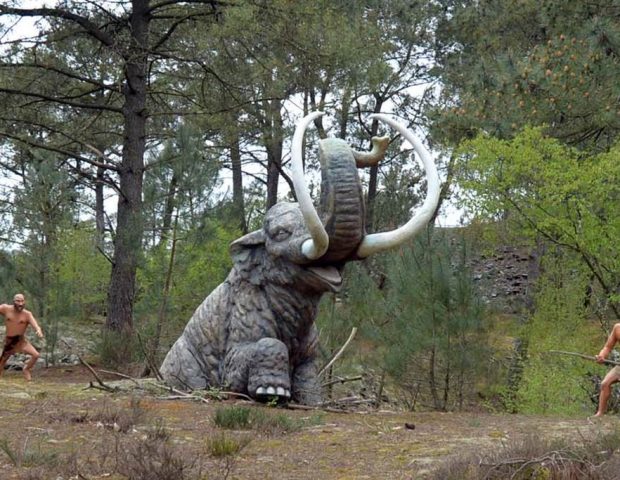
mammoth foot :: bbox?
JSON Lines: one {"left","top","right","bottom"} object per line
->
{"left": 255, "top": 385, "right": 291, "bottom": 402}
{"left": 247, "top": 338, "right": 291, "bottom": 402}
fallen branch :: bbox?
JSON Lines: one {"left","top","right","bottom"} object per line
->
{"left": 318, "top": 327, "right": 357, "bottom": 377}
{"left": 160, "top": 394, "right": 210, "bottom": 404}
{"left": 60, "top": 339, "right": 116, "bottom": 392}
{"left": 285, "top": 403, "right": 351, "bottom": 414}
{"left": 547, "top": 350, "right": 620, "bottom": 366}
{"left": 321, "top": 375, "right": 363, "bottom": 388}
{"left": 148, "top": 379, "right": 255, "bottom": 403}
{"left": 96, "top": 369, "right": 141, "bottom": 386}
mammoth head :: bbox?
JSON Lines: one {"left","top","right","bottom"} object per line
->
{"left": 229, "top": 113, "right": 440, "bottom": 293}
{"left": 291, "top": 112, "right": 441, "bottom": 262}
{"left": 230, "top": 202, "right": 344, "bottom": 293}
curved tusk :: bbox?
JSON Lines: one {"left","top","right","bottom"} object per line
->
{"left": 352, "top": 135, "right": 390, "bottom": 167}
{"left": 291, "top": 111, "right": 329, "bottom": 260}
{"left": 356, "top": 114, "right": 441, "bottom": 258}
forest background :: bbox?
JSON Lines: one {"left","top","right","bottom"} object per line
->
{"left": 0, "top": 0, "right": 618, "bottom": 416}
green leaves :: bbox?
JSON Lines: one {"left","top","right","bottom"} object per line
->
{"left": 433, "top": 0, "right": 620, "bottom": 150}
{"left": 456, "top": 127, "right": 620, "bottom": 314}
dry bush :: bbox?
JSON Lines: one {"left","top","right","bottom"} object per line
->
{"left": 114, "top": 433, "right": 195, "bottom": 480}
{"left": 91, "top": 396, "right": 147, "bottom": 433}
{"left": 0, "top": 437, "right": 61, "bottom": 469}
{"left": 426, "top": 428, "right": 620, "bottom": 480}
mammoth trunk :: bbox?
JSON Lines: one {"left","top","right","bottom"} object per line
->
{"left": 318, "top": 139, "right": 365, "bottom": 262}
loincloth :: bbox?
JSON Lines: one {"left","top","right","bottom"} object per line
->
{"left": 1, "top": 335, "right": 25, "bottom": 359}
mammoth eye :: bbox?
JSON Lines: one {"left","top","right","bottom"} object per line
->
{"left": 271, "top": 227, "right": 292, "bottom": 241}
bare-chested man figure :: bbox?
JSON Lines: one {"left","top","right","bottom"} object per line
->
{"left": 594, "top": 322, "right": 620, "bottom": 417}
{"left": 0, "top": 293, "right": 44, "bottom": 381}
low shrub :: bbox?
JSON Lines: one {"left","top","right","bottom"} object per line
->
{"left": 207, "top": 433, "right": 251, "bottom": 457}
{"left": 213, "top": 405, "right": 323, "bottom": 433}
{"left": 427, "top": 428, "right": 620, "bottom": 479}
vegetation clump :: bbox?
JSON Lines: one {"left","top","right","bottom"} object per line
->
{"left": 213, "top": 405, "right": 321, "bottom": 433}
{"left": 427, "top": 428, "right": 620, "bottom": 480}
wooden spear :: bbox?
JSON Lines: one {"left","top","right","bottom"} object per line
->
{"left": 548, "top": 350, "right": 620, "bottom": 366}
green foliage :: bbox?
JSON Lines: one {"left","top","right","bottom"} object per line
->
{"left": 317, "top": 260, "right": 385, "bottom": 361}
{"left": 142, "top": 124, "right": 222, "bottom": 248}
{"left": 515, "top": 254, "right": 600, "bottom": 415}
{"left": 41, "top": 223, "right": 110, "bottom": 364}
{"left": 456, "top": 128, "right": 620, "bottom": 318}
{"left": 378, "top": 230, "right": 491, "bottom": 410}
{"left": 433, "top": 0, "right": 620, "bottom": 150}
{"left": 318, "top": 229, "right": 492, "bottom": 411}
{"left": 249, "top": 410, "right": 304, "bottom": 434}
{"left": 206, "top": 433, "right": 250, "bottom": 457}
{"left": 213, "top": 405, "right": 320, "bottom": 433}
{"left": 213, "top": 406, "right": 252, "bottom": 430}
{"left": 9, "top": 151, "right": 79, "bottom": 316}
{"left": 0, "top": 437, "right": 59, "bottom": 468}
{"left": 135, "top": 219, "right": 237, "bottom": 360}
{"left": 50, "top": 225, "right": 110, "bottom": 320}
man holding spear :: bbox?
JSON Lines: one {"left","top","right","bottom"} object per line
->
{"left": 594, "top": 322, "right": 620, "bottom": 417}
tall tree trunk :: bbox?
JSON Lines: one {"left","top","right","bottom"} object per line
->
{"left": 105, "top": 0, "right": 148, "bottom": 333}
{"left": 95, "top": 165, "right": 105, "bottom": 249}
{"left": 265, "top": 101, "right": 283, "bottom": 209}
{"left": 158, "top": 172, "right": 178, "bottom": 248}
{"left": 443, "top": 352, "right": 450, "bottom": 411}
{"left": 230, "top": 135, "right": 246, "bottom": 233}
{"left": 364, "top": 101, "right": 383, "bottom": 232}
{"left": 429, "top": 344, "right": 440, "bottom": 410}
{"left": 266, "top": 156, "right": 279, "bottom": 209}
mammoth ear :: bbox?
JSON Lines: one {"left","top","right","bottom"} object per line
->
{"left": 230, "top": 229, "right": 266, "bottom": 263}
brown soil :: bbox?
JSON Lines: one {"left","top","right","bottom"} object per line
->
{"left": 0, "top": 366, "right": 616, "bottom": 479}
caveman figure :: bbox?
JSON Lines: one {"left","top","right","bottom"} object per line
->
{"left": 0, "top": 293, "right": 44, "bottom": 381}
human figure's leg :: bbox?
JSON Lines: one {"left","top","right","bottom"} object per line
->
{"left": 595, "top": 369, "right": 620, "bottom": 416}
{"left": 0, "top": 351, "right": 12, "bottom": 377}
{"left": 0, "top": 336, "right": 20, "bottom": 377}
{"left": 16, "top": 341, "right": 40, "bottom": 381}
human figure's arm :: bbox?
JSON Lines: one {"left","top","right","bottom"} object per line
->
{"left": 0, "top": 304, "right": 8, "bottom": 315}
{"left": 596, "top": 323, "right": 620, "bottom": 362}
{"left": 28, "top": 313, "right": 43, "bottom": 338}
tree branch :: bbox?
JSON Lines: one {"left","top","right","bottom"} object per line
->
{"left": 0, "top": 131, "right": 121, "bottom": 172}
{"left": 0, "top": 6, "right": 116, "bottom": 49}
{"left": 0, "top": 63, "right": 116, "bottom": 92}
{"left": 319, "top": 327, "right": 358, "bottom": 377}
{"left": 0, "top": 87, "right": 122, "bottom": 113}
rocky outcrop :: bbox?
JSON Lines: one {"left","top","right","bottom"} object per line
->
{"left": 470, "top": 245, "right": 533, "bottom": 312}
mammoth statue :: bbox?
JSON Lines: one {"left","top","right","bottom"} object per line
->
{"left": 160, "top": 112, "right": 440, "bottom": 404}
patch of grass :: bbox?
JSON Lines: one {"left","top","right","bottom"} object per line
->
{"left": 213, "top": 405, "right": 252, "bottom": 429}
{"left": 206, "top": 433, "right": 251, "bottom": 457}
{"left": 0, "top": 437, "right": 59, "bottom": 468}
{"left": 427, "top": 427, "right": 620, "bottom": 480}
{"left": 251, "top": 409, "right": 301, "bottom": 433}
{"left": 213, "top": 405, "right": 324, "bottom": 434}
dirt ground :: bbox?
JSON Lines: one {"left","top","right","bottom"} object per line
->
{"left": 0, "top": 365, "right": 618, "bottom": 480}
